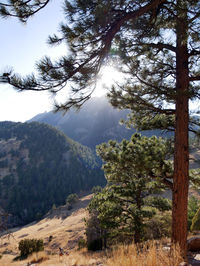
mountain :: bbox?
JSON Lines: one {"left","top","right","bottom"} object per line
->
{"left": 29, "top": 96, "right": 173, "bottom": 149}
{"left": 0, "top": 121, "right": 105, "bottom": 225}
{"left": 29, "top": 96, "right": 133, "bottom": 149}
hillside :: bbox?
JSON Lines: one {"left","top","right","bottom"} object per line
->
{"left": 29, "top": 96, "right": 173, "bottom": 149}
{"left": 0, "top": 194, "right": 106, "bottom": 266}
{"left": 0, "top": 194, "right": 199, "bottom": 266}
{"left": 29, "top": 96, "right": 134, "bottom": 149}
{"left": 0, "top": 122, "right": 105, "bottom": 225}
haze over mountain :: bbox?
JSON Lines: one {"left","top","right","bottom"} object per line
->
{"left": 0, "top": 121, "right": 105, "bottom": 226}
{"left": 29, "top": 96, "right": 173, "bottom": 149}
{"left": 29, "top": 96, "right": 133, "bottom": 149}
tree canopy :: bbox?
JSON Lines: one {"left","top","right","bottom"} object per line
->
{"left": 86, "top": 134, "right": 172, "bottom": 246}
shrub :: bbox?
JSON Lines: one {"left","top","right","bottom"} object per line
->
{"left": 78, "top": 238, "right": 86, "bottom": 250}
{"left": 188, "top": 196, "right": 199, "bottom": 230}
{"left": 144, "top": 211, "right": 171, "bottom": 240}
{"left": 18, "top": 239, "right": 44, "bottom": 258}
{"left": 92, "top": 186, "right": 102, "bottom": 194}
{"left": 191, "top": 207, "right": 200, "bottom": 231}
{"left": 66, "top": 193, "right": 79, "bottom": 205}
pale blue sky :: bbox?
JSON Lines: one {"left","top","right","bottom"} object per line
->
{"left": 0, "top": 0, "right": 67, "bottom": 122}
{"left": 0, "top": 0, "right": 110, "bottom": 122}
{"left": 0, "top": 1, "right": 199, "bottom": 122}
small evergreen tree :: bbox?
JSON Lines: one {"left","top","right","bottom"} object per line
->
{"left": 86, "top": 133, "right": 173, "bottom": 244}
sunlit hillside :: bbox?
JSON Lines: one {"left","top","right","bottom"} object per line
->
{"left": 0, "top": 193, "right": 199, "bottom": 266}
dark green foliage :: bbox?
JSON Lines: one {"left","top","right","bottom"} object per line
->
{"left": 0, "top": 121, "right": 105, "bottom": 225}
{"left": 66, "top": 193, "right": 79, "bottom": 209}
{"left": 86, "top": 134, "right": 173, "bottom": 245}
{"left": 188, "top": 196, "right": 200, "bottom": 230}
{"left": 4, "top": 1, "right": 200, "bottom": 121}
{"left": 87, "top": 238, "right": 102, "bottom": 251}
{"left": 66, "top": 193, "right": 79, "bottom": 205}
{"left": 18, "top": 239, "right": 44, "bottom": 258}
{"left": 144, "top": 211, "right": 172, "bottom": 240}
{"left": 92, "top": 186, "right": 102, "bottom": 194}
{"left": 191, "top": 205, "right": 200, "bottom": 232}
{"left": 78, "top": 238, "right": 86, "bottom": 250}
{"left": 86, "top": 189, "right": 121, "bottom": 249}
{"left": 144, "top": 196, "right": 172, "bottom": 212}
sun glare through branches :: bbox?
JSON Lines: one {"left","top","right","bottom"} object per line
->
{"left": 94, "top": 65, "right": 124, "bottom": 97}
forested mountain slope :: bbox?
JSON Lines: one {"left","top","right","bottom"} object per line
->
{"left": 0, "top": 121, "right": 105, "bottom": 225}
{"left": 29, "top": 96, "right": 170, "bottom": 149}
{"left": 29, "top": 96, "right": 133, "bottom": 149}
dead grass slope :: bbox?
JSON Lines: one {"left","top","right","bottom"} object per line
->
{"left": 0, "top": 194, "right": 106, "bottom": 266}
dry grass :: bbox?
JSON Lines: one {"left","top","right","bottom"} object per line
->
{"left": 26, "top": 248, "right": 107, "bottom": 265}
{"left": 29, "top": 251, "right": 49, "bottom": 264}
{"left": 0, "top": 195, "right": 188, "bottom": 265}
{"left": 0, "top": 194, "right": 92, "bottom": 265}
{"left": 107, "top": 241, "right": 183, "bottom": 266}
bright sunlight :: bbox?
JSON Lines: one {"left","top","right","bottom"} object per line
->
{"left": 94, "top": 65, "right": 124, "bottom": 97}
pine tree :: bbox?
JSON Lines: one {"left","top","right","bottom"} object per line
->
{"left": 1, "top": 0, "right": 200, "bottom": 257}
{"left": 88, "top": 134, "right": 172, "bottom": 243}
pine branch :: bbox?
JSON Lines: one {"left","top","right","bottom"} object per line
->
{"left": 0, "top": 0, "right": 51, "bottom": 22}
{"left": 137, "top": 42, "right": 176, "bottom": 53}
{"left": 189, "top": 50, "right": 200, "bottom": 57}
{"left": 189, "top": 75, "right": 200, "bottom": 81}
{"left": 101, "top": 0, "right": 167, "bottom": 56}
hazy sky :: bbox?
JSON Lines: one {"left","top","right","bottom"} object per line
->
{"left": 0, "top": 1, "right": 68, "bottom": 122}
{"left": 1, "top": 1, "right": 198, "bottom": 123}
{"left": 0, "top": 0, "right": 117, "bottom": 123}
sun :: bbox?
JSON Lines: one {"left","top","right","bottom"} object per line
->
{"left": 94, "top": 65, "right": 124, "bottom": 97}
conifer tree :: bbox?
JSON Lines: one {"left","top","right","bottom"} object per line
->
{"left": 94, "top": 133, "right": 172, "bottom": 243}
{"left": 1, "top": 0, "right": 200, "bottom": 257}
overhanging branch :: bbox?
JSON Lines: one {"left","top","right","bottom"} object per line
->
{"left": 189, "top": 75, "right": 200, "bottom": 81}
{"left": 138, "top": 42, "right": 176, "bottom": 53}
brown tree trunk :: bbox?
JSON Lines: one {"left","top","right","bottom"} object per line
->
{"left": 172, "top": 1, "right": 189, "bottom": 259}
{"left": 134, "top": 189, "right": 142, "bottom": 243}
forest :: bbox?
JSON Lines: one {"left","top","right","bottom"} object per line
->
{"left": 0, "top": 121, "right": 105, "bottom": 224}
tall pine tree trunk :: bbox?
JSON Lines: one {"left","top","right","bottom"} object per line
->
{"left": 172, "top": 0, "right": 189, "bottom": 259}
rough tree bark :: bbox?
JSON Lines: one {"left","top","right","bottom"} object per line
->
{"left": 172, "top": 0, "right": 189, "bottom": 259}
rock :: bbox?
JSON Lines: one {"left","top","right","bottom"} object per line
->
{"left": 188, "top": 236, "right": 200, "bottom": 251}
{"left": 162, "top": 246, "right": 170, "bottom": 251}
{"left": 194, "top": 254, "right": 200, "bottom": 260}
{"left": 179, "top": 262, "right": 189, "bottom": 266}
